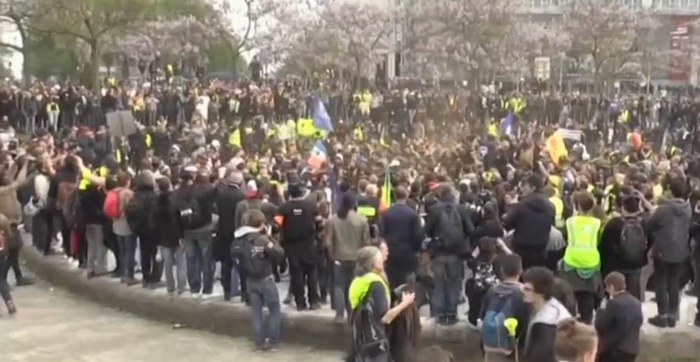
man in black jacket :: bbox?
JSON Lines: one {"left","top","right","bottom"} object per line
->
{"left": 172, "top": 166, "right": 217, "bottom": 298}
{"left": 503, "top": 174, "right": 555, "bottom": 271}
{"left": 215, "top": 168, "right": 246, "bottom": 301}
{"left": 595, "top": 272, "right": 643, "bottom": 362}
{"left": 234, "top": 209, "right": 284, "bottom": 351}
{"left": 425, "top": 184, "right": 474, "bottom": 326}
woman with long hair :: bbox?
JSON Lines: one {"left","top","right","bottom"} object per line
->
{"left": 347, "top": 244, "right": 415, "bottom": 362}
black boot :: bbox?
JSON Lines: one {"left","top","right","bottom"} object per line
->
{"left": 648, "top": 315, "right": 668, "bottom": 328}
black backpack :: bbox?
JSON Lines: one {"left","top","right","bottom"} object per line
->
{"left": 618, "top": 216, "right": 647, "bottom": 264}
{"left": 351, "top": 290, "right": 390, "bottom": 360}
{"left": 178, "top": 194, "right": 206, "bottom": 230}
{"left": 126, "top": 193, "right": 153, "bottom": 235}
{"left": 437, "top": 206, "right": 465, "bottom": 252}
{"left": 230, "top": 232, "right": 268, "bottom": 280}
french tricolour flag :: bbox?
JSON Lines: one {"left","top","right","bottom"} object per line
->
{"left": 308, "top": 140, "right": 327, "bottom": 169}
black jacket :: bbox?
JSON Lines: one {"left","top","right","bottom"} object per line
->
{"left": 503, "top": 193, "right": 554, "bottom": 251}
{"left": 233, "top": 226, "right": 284, "bottom": 280}
{"left": 594, "top": 292, "right": 643, "bottom": 356}
{"left": 215, "top": 182, "right": 246, "bottom": 236}
{"left": 172, "top": 182, "right": 217, "bottom": 237}
{"left": 425, "top": 199, "right": 474, "bottom": 256}
{"left": 152, "top": 190, "right": 180, "bottom": 248}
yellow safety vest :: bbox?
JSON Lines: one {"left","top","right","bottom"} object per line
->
{"left": 353, "top": 127, "right": 364, "bottom": 141}
{"left": 145, "top": 133, "right": 152, "bottom": 149}
{"left": 549, "top": 196, "right": 564, "bottom": 228}
{"left": 348, "top": 272, "right": 390, "bottom": 310}
{"left": 297, "top": 118, "right": 315, "bottom": 137}
{"left": 564, "top": 215, "right": 601, "bottom": 269}
{"left": 47, "top": 102, "right": 60, "bottom": 113}
{"left": 229, "top": 129, "right": 241, "bottom": 147}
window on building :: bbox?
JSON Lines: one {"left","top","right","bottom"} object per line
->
{"left": 534, "top": 0, "right": 542, "bottom": 7}
{"left": 663, "top": 0, "right": 678, "bottom": 7}
{"left": 681, "top": 0, "right": 689, "bottom": 8}
{"left": 690, "top": 0, "right": 699, "bottom": 9}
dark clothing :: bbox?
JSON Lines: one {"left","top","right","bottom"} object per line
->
{"left": 471, "top": 219, "right": 505, "bottom": 249}
{"left": 424, "top": 200, "right": 474, "bottom": 256}
{"left": 287, "top": 242, "right": 320, "bottom": 308}
{"left": 600, "top": 216, "right": 649, "bottom": 272}
{"left": 78, "top": 186, "right": 106, "bottom": 226}
{"left": 278, "top": 198, "right": 319, "bottom": 245}
{"left": 216, "top": 183, "right": 246, "bottom": 235}
{"left": 653, "top": 258, "right": 683, "bottom": 316}
{"left": 594, "top": 292, "right": 643, "bottom": 357}
{"left": 380, "top": 203, "right": 423, "bottom": 264}
{"left": 503, "top": 193, "right": 555, "bottom": 253}
{"left": 172, "top": 183, "right": 217, "bottom": 237}
{"left": 479, "top": 281, "right": 529, "bottom": 352}
{"left": 647, "top": 198, "right": 691, "bottom": 263}
{"left": 152, "top": 191, "right": 180, "bottom": 249}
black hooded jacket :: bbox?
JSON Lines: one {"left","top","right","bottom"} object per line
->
{"left": 503, "top": 192, "right": 555, "bottom": 251}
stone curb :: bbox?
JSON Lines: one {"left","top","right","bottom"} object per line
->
{"left": 19, "top": 245, "right": 700, "bottom": 360}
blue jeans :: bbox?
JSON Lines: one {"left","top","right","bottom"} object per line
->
{"left": 183, "top": 228, "right": 214, "bottom": 294}
{"left": 333, "top": 261, "right": 354, "bottom": 319}
{"left": 431, "top": 254, "right": 464, "bottom": 317}
{"left": 117, "top": 234, "right": 137, "bottom": 279}
{"left": 248, "top": 276, "right": 281, "bottom": 345}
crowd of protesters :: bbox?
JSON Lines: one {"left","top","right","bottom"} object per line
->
{"left": 2, "top": 72, "right": 700, "bottom": 362}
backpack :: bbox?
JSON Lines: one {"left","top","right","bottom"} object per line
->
{"left": 351, "top": 291, "right": 390, "bottom": 360}
{"left": 436, "top": 206, "right": 465, "bottom": 252}
{"left": 125, "top": 193, "right": 152, "bottom": 235}
{"left": 619, "top": 216, "right": 647, "bottom": 264}
{"left": 103, "top": 189, "right": 122, "bottom": 219}
{"left": 62, "top": 186, "right": 81, "bottom": 229}
{"left": 178, "top": 194, "right": 206, "bottom": 230}
{"left": 230, "top": 232, "right": 268, "bottom": 280}
{"left": 468, "top": 262, "right": 499, "bottom": 295}
{"left": 481, "top": 292, "right": 518, "bottom": 355}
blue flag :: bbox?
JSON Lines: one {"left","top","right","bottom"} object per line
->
{"left": 313, "top": 95, "right": 334, "bottom": 132}
{"left": 502, "top": 112, "right": 514, "bottom": 135}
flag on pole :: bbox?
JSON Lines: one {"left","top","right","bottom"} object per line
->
{"left": 312, "top": 96, "right": 334, "bottom": 132}
{"left": 308, "top": 140, "right": 328, "bottom": 169}
{"left": 379, "top": 169, "right": 392, "bottom": 212}
{"left": 502, "top": 112, "right": 514, "bottom": 136}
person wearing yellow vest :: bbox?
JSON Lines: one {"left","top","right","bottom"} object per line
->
{"left": 297, "top": 118, "right": 315, "bottom": 138}
{"left": 353, "top": 126, "right": 365, "bottom": 141}
{"left": 76, "top": 154, "right": 109, "bottom": 278}
{"left": 46, "top": 99, "right": 60, "bottom": 130}
{"left": 348, "top": 245, "right": 415, "bottom": 361}
{"left": 561, "top": 192, "right": 601, "bottom": 324}
{"left": 547, "top": 186, "right": 565, "bottom": 229}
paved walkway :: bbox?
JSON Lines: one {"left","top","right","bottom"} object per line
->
{"left": 2, "top": 280, "right": 344, "bottom": 362}
{"left": 34, "top": 233, "right": 700, "bottom": 331}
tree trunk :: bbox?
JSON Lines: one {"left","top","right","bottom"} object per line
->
{"left": 15, "top": 21, "right": 30, "bottom": 86}
{"left": 89, "top": 38, "right": 101, "bottom": 95}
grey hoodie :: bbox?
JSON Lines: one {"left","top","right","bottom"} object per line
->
{"left": 647, "top": 198, "right": 692, "bottom": 263}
